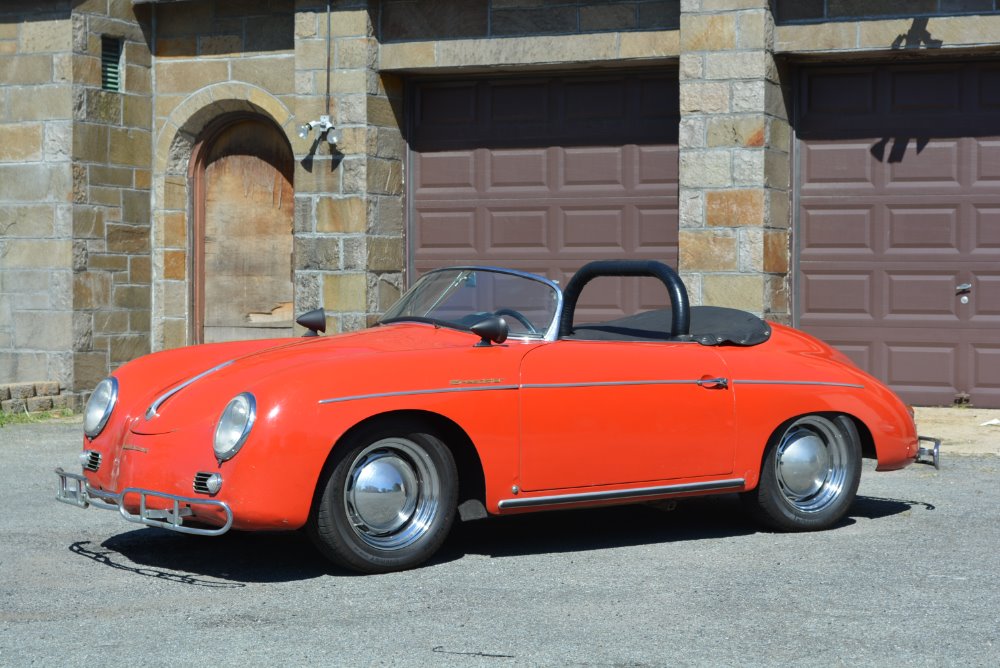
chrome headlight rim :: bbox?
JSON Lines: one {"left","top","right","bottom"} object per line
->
{"left": 213, "top": 393, "right": 256, "bottom": 463}
{"left": 84, "top": 377, "right": 119, "bottom": 439}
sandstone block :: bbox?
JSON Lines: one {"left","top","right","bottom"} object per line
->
{"left": 368, "top": 236, "right": 404, "bottom": 273}
{"left": 113, "top": 285, "right": 151, "bottom": 310}
{"left": 106, "top": 223, "right": 150, "bottom": 254}
{"left": 680, "top": 81, "right": 730, "bottom": 114}
{"left": 679, "top": 230, "right": 738, "bottom": 272}
{"left": 680, "top": 14, "right": 736, "bottom": 51}
{"left": 706, "top": 189, "right": 765, "bottom": 227}
{"left": 0, "top": 55, "right": 53, "bottom": 84}
{"left": 295, "top": 236, "right": 342, "bottom": 271}
{"left": 155, "top": 60, "right": 228, "bottom": 94}
{"left": 8, "top": 383, "right": 36, "bottom": 400}
{"left": 323, "top": 273, "right": 367, "bottom": 312}
{"left": 2, "top": 398, "right": 26, "bottom": 414}
{"left": 367, "top": 157, "right": 403, "bottom": 196}
{"left": 317, "top": 196, "right": 366, "bottom": 234}
{"left": 109, "top": 334, "right": 149, "bottom": 364}
{"left": 620, "top": 30, "right": 680, "bottom": 58}
{"left": 679, "top": 150, "right": 732, "bottom": 188}
{"left": 0, "top": 124, "right": 43, "bottom": 162}
{"left": 703, "top": 274, "right": 764, "bottom": 312}
{"left": 26, "top": 396, "right": 53, "bottom": 412}
{"left": 764, "top": 229, "right": 790, "bottom": 273}
{"left": 74, "top": 352, "right": 108, "bottom": 392}
{"left": 707, "top": 116, "right": 766, "bottom": 148}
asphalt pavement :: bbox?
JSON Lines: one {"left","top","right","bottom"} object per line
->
{"left": 1, "top": 418, "right": 997, "bottom": 667}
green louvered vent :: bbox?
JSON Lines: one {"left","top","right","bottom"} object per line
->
{"left": 101, "top": 36, "right": 122, "bottom": 91}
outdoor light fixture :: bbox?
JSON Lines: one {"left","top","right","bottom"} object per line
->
{"left": 297, "top": 114, "right": 339, "bottom": 145}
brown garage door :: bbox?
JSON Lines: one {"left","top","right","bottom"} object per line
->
{"left": 797, "top": 63, "right": 1000, "bottom": 407}
{"left": 409, "top": 72, "right": 679, "bottom": 320}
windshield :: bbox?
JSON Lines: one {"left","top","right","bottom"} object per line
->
{"left": 380, "top": 268, "right": 561, "bottom": 339}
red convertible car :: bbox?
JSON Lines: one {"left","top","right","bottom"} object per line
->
{"left": 56, "top": 260, "right": 940, "bottom": 573}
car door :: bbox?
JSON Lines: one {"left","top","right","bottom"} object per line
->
{"left": 518, "top": 340, "right": 736, "bottom": 492}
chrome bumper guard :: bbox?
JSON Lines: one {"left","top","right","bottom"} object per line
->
{"left": 916, "top": 436, "right": 941, "bottom": 470}
{"left": 55, "top": 467, "right": 233, "bottom": 537}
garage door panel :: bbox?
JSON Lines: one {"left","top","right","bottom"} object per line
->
{"left": 636, "top": 206, "right": 679, "bottom": 251}
{"left": 799, "top": 271, "right": 875, "bottom": 321}
{"left": 972, "top": 206, "right": 1000, "bottom": 253}
{"left": 416, "top": 209, "right": 478, "bottom": 253}
{"left": 800, "top": 142, "right": 878, "bottom": 193}
{"left": 561, "top": 147, "right": 626, "bottom": 190}
{"left": 971, "top": 346, "right": 1000, "bottom": 392}
{"left": 884, "top": 273, "right": 961, "bottom": 321}
{"left": 636, "top": 145, "right": 679, "bottom": 187}
{"left": 970, "top": 273, "right": 1000, "bottom": 322}
{"left": 885, "top": 140, "right": 961, "bottom": 188}
{"left": 800, "top": 205, "right": 876, "bottom": 257}
{"left": 972, "top": 140, "right": 1000, "bottom": 184}
{"left": 890, "top": 69, "right": 961, "bottom": 114}
{"left": 885, "top": 343, "right": 959, "bottom": 389}
{"left": 487, "top": 149, "right": 549, "bottom": 190}
{"left": 415, "top": 151, "right": 477, "bottom": 192}
{"left": 560, "top": 208, "right": 625, "bottom": 252}
{"left": 885, "top": 206, "right": 961, "bottom": 255}
{"left": 487, "top": 208, "right": 550, "bottom": 252}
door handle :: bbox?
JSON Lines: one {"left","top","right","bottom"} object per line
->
{"left": 956, "top": 283, "right": 972, "bottom": 294}
{"left": 696, "top": 377, "right": 728, "bottom": 390}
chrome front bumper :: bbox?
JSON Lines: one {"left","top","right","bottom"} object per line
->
{"left": 55, "top": 467, "right": 233, "bottom": 537}
{"left": 916, "top": 436, "right": 941, "bottom": 469}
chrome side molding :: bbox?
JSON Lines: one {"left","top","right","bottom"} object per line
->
{"left": 498, "top": 478, "right": 746, "bottom": 510}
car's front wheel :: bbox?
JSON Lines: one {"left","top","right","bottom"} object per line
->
{"left": 310, "top": 422, "right": 457, "bottom": 573}
{"left": 742, "top": 414, "right": 861, "bottom": 531}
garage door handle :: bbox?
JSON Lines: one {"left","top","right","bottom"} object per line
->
{"left": 697, "top": 377, "right": 728, "bottom": 390}
{"left": 956, "top": 283, "right": 972, "bottom": 294}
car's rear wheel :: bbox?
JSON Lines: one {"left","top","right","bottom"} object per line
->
{"left": 310, "top": 422, "right": 457, "bottom": 573}
{"left": 742, "top": 414, "right": 861, "bottom": 531}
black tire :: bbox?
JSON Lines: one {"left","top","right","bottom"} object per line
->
{"left": 309, "top": 421, "right": 458, "bottom": 573}
{"left": 742, "top": 414, "right": 861, "bottom": 532}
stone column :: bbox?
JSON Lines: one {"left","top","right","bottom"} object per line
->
{"left": 677, "top": 0, "right": 790, "bottom": 322}
{"left": 293, "top": 0, "right": 405, "bottom": 333}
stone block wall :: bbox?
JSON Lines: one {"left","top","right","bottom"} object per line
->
{"left": 774, "top": 0, "right": 1000, "bottom": 24}
{"left": 378, "top": 0, "right": 680, "bottom": 40}
{"left": 71, "top": 1, "right": 154, "bottom": 391}
{"left": 149, "top": 0, "right": 296, "bottom": 350}
{"left": 0, "top": 2, "right": 75, "bottom": 391}
{"left": 678, "top": 0, "right": 790, "bottom": 322}
{"left": 294, "top": 1, "right": 406, "bottom": 334}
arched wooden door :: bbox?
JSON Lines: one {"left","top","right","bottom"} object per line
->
{"left": 193, "top": 116, "right": 295, "bottom": 343}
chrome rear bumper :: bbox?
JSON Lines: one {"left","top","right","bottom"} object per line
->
{"left": 55, "top": 467, "right": 233, "bottom": 537}
{"left": 916, "top": 436, "right": 941, "bottom": 470}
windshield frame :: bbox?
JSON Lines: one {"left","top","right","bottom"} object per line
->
{"left": 379, "top": 266, "right": 564, "bottom": 341}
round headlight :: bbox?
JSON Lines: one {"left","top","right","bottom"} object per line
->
{"left": 84, "top": 377, "right": 118, "bottom": 439}
{"left": 213, "top": 393, "right": 256, "bottom": 462}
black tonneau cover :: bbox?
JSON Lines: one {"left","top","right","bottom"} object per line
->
{"left": 568, "top": 306, "right": 771, "bottom": 346}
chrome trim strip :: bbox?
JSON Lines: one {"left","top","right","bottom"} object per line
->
{"left": 498, "top": 478, "right": 746, "bottom": 510}
{"left": 521, "top": 379, "right": 699, "bottom": 390}
{"left": 734, "top": 380, "right": 864, "bottom": 389}
{"left": 319, "top": 384, "right": 519, "bottom": 405}
{"left": 145, "top": 359, "right": 234, "bottom": 420}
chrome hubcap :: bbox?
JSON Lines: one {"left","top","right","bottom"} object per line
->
{"left": 345, "top": 438, "right": 440, "bottom": 551}
{"left": 775, "top": 416, "right": 848, "bottom": 513}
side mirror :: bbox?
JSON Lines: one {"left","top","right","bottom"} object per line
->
{"left": 296, "top": 308, "right": 327, "bottom": 337}
{"left": 470, "top": 316, "right": 508, "bottom": 347}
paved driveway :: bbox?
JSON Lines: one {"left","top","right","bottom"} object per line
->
{"left": 2, "top": 418, "right": 997, "bottom": 666}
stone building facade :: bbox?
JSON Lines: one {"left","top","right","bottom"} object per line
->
{"left": 2, "top": 0, "right": 999, "bottom": 408}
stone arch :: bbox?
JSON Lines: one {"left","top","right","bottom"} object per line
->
{"left": 150, "top": 84, "right": 294, "bottom": 351}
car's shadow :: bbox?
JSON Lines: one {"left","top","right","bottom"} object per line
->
{"left": 68, "top": 494, "right": 928, "bottom": 584}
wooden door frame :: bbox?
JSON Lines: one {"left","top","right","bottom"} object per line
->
{"left": 188, "top": 112, "right": 293, "bottom": 345}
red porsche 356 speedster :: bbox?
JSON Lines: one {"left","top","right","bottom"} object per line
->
{"left": 56, "top": 260, "right": 939, "bottom": 573}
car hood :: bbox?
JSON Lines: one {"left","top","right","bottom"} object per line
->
{"left": 125, "top": 323, "right": 485, "bottom": 435}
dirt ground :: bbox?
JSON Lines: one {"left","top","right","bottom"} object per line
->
{"left": 914, "top": 406, "right": 1000, "bottom": 457}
